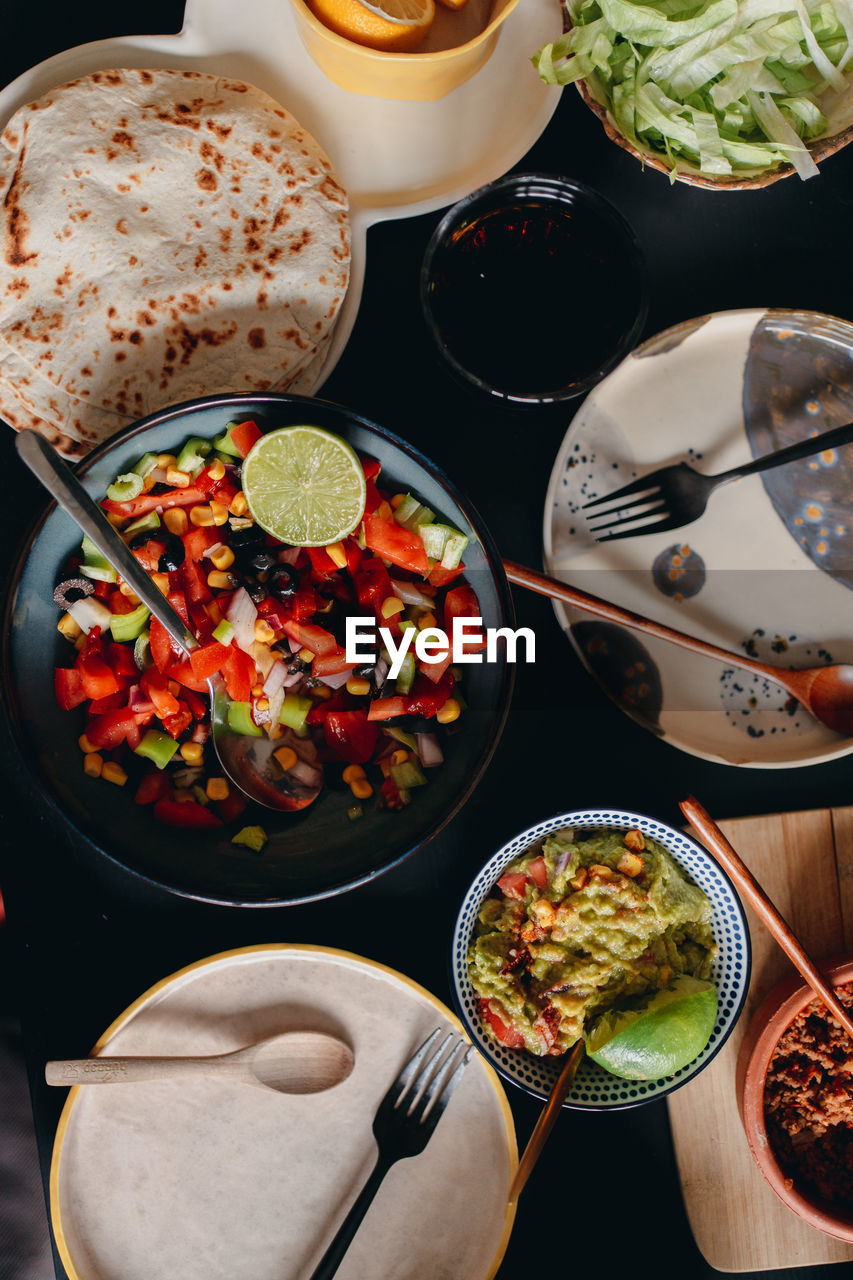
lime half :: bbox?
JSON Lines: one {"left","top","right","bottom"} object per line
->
{"left": 585, "top": 976, "right": 717, "bottom": 1081}
{"left": 241, "top": 425, "right": 367, "bottom": 547}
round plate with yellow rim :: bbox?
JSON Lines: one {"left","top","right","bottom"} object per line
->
{"left": 50, "top": 945, "right": 517, "bottom": 1280}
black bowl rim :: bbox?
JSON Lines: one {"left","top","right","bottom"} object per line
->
{"left": 447, "top": 807, "right": 753, "bottom": 1111}
{"left": 420, "top": 171, "right": 649, "bottom": 406}
{"left": 1, "top": 391, "right": 516, "bottom": 907}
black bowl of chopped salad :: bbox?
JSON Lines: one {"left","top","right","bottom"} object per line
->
{"left": 2, "top": 393, "right": 514, "bottom": 905}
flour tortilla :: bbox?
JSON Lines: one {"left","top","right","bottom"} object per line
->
{"left": 0, "top": 69, "right": 350, "bottom": 457}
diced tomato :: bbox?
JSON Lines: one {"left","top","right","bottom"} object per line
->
{"left": 182, "top": 526, "right": 220, "bottom": 563}
{"left": 418, "top": 652, "right": 452, "bottom": 684}
{"left": 406, "top": 672, "right": 454, "bottom": 718}
{"left": 322, "top": 710, "right": 378, "bottom": 764}
{"left": 442, "top": 584, "right": 486, "bottom": 652}
{"left": 306, "top": 546, "right": 339, "bottom": 578}
{"left": 281, "top": 619, "right": 338, "bottom": 658}
{"left": 153, "top": 797, "right": 223, "bottom": 829}
{"left": 167, "top": 590, "right": 189, "bottom": 626}
{"left": 497, "top": 870, "right": 529, "bottom": 900}
{"left": 130, "top": 542, "right": 164, "bottom": 572}
{"left": 527, "top": 855, "right": 548, "bottom": 891}
{"left": 363, "top": 479, "right": 382, "bottom": 514}
{"left": 149, "top": 617, "right": 180, "bottom": 673}
{"left": 361, "top": 456, "right": 381, "bottom": 481}
{"left": 479, "top": 999, "right": 525, "bottom": 1049}
{"left": 179, "top": 556, "right": 213, "bottom": 606}
{"left": 86, "top": 708, "right": 142, "bottom": 751}
{"left": 229, "top": 419, "right": 263, "bottom": 458}
{"left": 221, "top": 645, "right": 255, "bottom": 702}
{"left": 87, "top": 690, "right": 126, "bottom": 716}
{"left": 287, "top": 588, "right": 319, "bottom": 623}
{"left": 344, "top": 539, "right": 363, "bottom": 574}
{"left": 312, "top": 648, "right": 357, "bottom": 678}
{"left": 76, "top": 653, "right": 122, "bottom": 701}
{"left": 106, "top": 642, "right": 140, "bottom": 681}
{"left": 181, "top": 688, "right": 207, "bottom": 721}
{"left": 108, "top": 590, "right": 140, "bottom": 615}
{"left": 91, "top": 579, "right": 112, "bottom": 599}
{"left": 161, "top": 705, "right": 193, "bottom": 740}
{"left": 362, "top": 515, "right": 429, "bottom": 575}
{"left": 55, "top": 668, "right": 87, "bottom": 710}
{"left": 102, "top": 485, "right": 206, "bottom": 518}
{"left": 367, "top": 696, "right": 409, "bottom": 721}
{"left": 215, "top": 789, "right": 247, "bottom": 823}
{"left": 428, "top": 563, "right": 465, "bottom": 588}
{"left": 134, "top": 770, "right": 170, "bottom": 806}
{"left": 353, "top": 558, "right": 394, "bottom": 616}
{"left": 168, "top": 660, "right": 209, "bottom": 693}
{"left": 189, "top": 640, "right": 230, "bottom": 682}
{"left": 306, "top": 691, "right": 348, "bottom": 725}
{"left": 140, "top": 668, "right": 181, "bottom": 718}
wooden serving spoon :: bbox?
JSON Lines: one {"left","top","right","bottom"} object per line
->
{"left": 503, "top": 559, "right": 853, "bottom": 737}
{"left": 46, "top": 1030, "right": 355, "bottom": 1096}
{"left": 680, "top": 796, "right": 853, "bottom": 1042}
{"left": 506, "top": 1040, "right": 585, "bottom": 1210}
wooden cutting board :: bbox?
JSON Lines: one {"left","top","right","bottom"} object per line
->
{"left": 668, "top": 807, "right": 853, "bottom": 1273}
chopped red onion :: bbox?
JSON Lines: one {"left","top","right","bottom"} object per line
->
{"left": 263, "top": 662, "right": 289, "bottom": 697}
{"left": 416, "top": 732, "right": 444, "bottom": 768}
{"left": 390, "top": 578, "right": 434, "bottom": 609}
{"left": 319, "top": 668, "right": 352, "bottom": 690}
{"left": 277, "top": 547, "right": 301, "bottom": 565}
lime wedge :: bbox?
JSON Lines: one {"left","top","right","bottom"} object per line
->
{"left": 241, "top": 426, "right": 366, "bottom": 547}
{"left": 585, "top": 976, "right": 717, "bottom": 1081}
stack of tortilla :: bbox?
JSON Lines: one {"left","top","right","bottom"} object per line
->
{"left": 0, "top": 69, "right": 350, "bottom": 457}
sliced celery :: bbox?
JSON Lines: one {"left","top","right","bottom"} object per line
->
{"left": 109, "top": 603, "right": 150, "bottom": 643}
{"left": 106, "top": 472, "right": 144, "bottom": 502}
{"left": 279, "top": 693, "right": 312, "bottom": 731}
{"left": 395, "top": 650, "right": 416, "bottom": 695}
{"left": 212, "top": 422, "right": 243, "bottom": 458}
{"left": 390, "top": 760, "right": 428, "bottom": 789}
{"left": 124, "top": 512, "right": 161, "bottom": 538}
{"left": 176, "top": 436, "right": 212, "bottom": 475}
{"left": 227, "top": 700, "right": 263, "bottom": 737}
{"left": 440, "top": 531, "right": 469, "bottom": 569}
{"left": 213, "top": 619, "right": 235, "bottom": 645}
{"left": 132, "top": 451, "right": 159, "bottom": 479}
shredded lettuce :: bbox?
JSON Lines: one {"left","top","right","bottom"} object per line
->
{"left": 532, "top": 0, "right": 853, "bottom": 179}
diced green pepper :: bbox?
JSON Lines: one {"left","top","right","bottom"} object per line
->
{"left": 390, "top": 760, "right": 428, "bottom": 790}
{"left": 441, "top": 530, "right": 469, "bottom": 569}
{"left": 109, "top": 603, "right": 151, "bottom": 643}
{"left": 213, "top": 619, "right": 235, "bottom": 645}
{"left": 124, "top": 511, "right": 162, "bottom": 538}
{"left": 79, "top": 535, "right": 117, "bottom": 583}
{"left": 395, "top": 650, "right": 416, "bottom": 695}
{"left": 211, "top": 422, "right": 243, "bottom": 458}
{"left": 227, "top": 700, "right": 263, "bottom": 737}
{"left": 279, "top": 693, "right": 313, "bottom": 731}
{"left": 232, "top": 825, "right": 268, "bottom": 853}
{"left": 385, "top": 726, "right": 418, "bottom": 753}
{"left": 134, "top": 630, "right": 151, "bottom": 671}
{"left": 176, "top": 436, "right": 213, "bottom": 475}
{"left": 106, "top": 472, "right": 145, "bottom": 502}
{"left": 132, "top": 452, "right": 159, "bottom": 479}
{"left": 134, "top": 729, "right": 179, "bottom": 769}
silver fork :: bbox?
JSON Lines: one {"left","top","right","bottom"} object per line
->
{"left": 582, "top": 420, "right": 853, "bottom": 542}
{"left": 307, "top": 1028, "right": 472, "bottom": 1280}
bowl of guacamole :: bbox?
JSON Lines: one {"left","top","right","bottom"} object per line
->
{"left": 452, "top": 809, "right": 751, "bottom": 1110}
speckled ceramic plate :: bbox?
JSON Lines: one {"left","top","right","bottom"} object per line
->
{"left": 49, "top": 945, "right": 517, "bottom": 1280}
{"left": 544, "top": 308, "right": 853, "bottom": 768}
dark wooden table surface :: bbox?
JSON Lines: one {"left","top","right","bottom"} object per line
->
{"left": 3, "top": 5, "right": 853, "bottom": 1278}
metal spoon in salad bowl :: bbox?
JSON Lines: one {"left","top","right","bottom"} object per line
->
{"left": 45, "top": 1029, "right": 354, "bottom": 1096}
{"left": 15, "top": 429, "right": 322, "bottom": 812}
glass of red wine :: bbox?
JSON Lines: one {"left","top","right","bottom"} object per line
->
{"left": 420, "top": 173, "right": 647, "bottom": 405}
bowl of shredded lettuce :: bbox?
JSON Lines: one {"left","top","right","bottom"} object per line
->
{"left": 534, "top": 0, "right": 853, "bottom": 186}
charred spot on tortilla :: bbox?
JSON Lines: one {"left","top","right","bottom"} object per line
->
{"left": 0, "top": 68, "right": 350, "bottom": 457}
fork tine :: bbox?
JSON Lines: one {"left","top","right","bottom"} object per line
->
{"left": 593, "top": 512, "right": 690, "bottom": 542}
{"left": 582, "top": 473, "right": 662, "bottom": 510}
{"left": 586, "top": 498, "right": 668, "bottom": 532}
{"left": 410, "top": 1040, "right": 472, "bottom": 1127}
{"left": 384, "top": 1028, "right": 444, "bottom": 1109}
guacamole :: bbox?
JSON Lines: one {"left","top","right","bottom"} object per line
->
{"left": 469, "top": 827, "right": 716, "bottom": 1056}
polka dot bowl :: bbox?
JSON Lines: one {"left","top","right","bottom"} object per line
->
{"left": 451, "top": 808, "right": 752, "bottom": 1110}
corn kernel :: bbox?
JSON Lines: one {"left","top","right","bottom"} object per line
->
{"left": 78, "top": 733, "right": 96, "bottom": 754}
{"left": 83, "top": 752, "right": 103, "bottom": 777}
{"left": 390, "top": 493, "right": 406, "bottom": 509}
{"left": 389, "top": 748, "right": 409, "bottom": 767}
{"left": 342, "top": 764, "right": 366, "bottom": 784}
{"left": 298, "top": 647, "right": 315, "bottom": 664}
{"left": 101, "top": 762, "right": 128, "bottom": 786}
{"left": 229, "top": 492, "right": 249, "bottom": 517}
{"left": 156, "top": 453, "right": 177, "bottom": 469}
{"left": 381, "top": 596, "right": 404, "bottom": 619}
{"left": 254, "top": 618, "right": 276, "bottom": 644}
{"left": 251, "top": 684, "right": 265, "bottom": 699}
{"left": 180, "top": 742, "right": 204, "bottom": 766}
{"left": 208, "top": 457, "right": 226, "bottom": 482}
{"left": 326, "top": 541, "right": 347, "bottom": 569}
{"left": 165, "top": 467, "right": 191, "bottom": 488}
{"left": 207, "top": 570, "right": 234, "bottom": 590}
{"left": 208, "top": 544, "right": 234, "bottom": 572}
{"left": 150, "top": 572, "right": 171, "bottom": 593}
{"left": 418, "top": 611, "right": 437, "bottom": 631}
{"left": 346, "top": 677, "right": 371, "bottom": 697}
{"left": 163, "top": 507, "right": 189, "bottom": 535}
{"left": 255, "top": 696, "right": 270, "bottom": 713}
{"left": 118, "top": 582, "right": 141, "bottom": 604}
{"left": 312, "top": 684, "right": 332, "bottom": 700}
{"left": 58, "top": 613, "right": 83, "bottom": 641}
{"left": 206, "top": 777, "right": 230, "bottom": 802}
{"left": 350, "top": 778, "right": 373, "bottom": 800}
{"left": 274, "top": 746, "right": 298, "bottom": 771}
{"left": 190, "top": 504, "right": 215, "bottom": 527}
{"left": 209, "top": 500, "right": 229, "bottom": 526}
{"left": 377, "top": 501, "right": 393, "bottom": 521}
{"left": 436, "top": 698, "right": 461, "bottom": 725}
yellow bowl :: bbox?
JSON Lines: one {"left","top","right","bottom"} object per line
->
{"left": 289, "top": 0, "right": 520, "bottom": 100}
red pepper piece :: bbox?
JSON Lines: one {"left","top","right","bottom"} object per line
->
{"left": 153, "top": 797, "right": 223, "bottom": 829}
{"left": 442, "top": 584, "right": 486, "bottom": 652}
{"left": 312, "top": 648, "right": 357, "bottom": 678}
{"left": 182, "top": 526, "right": 220, "bottom": 563}
{"left": 305, "top": 690, "right": 348, "bottom": 725}
{"left": 344, "top": 539, "right": 363, "bottom": 575}
{"left": 108, "top": 590, "right": 141, "bottom": 615}
{"left": 76, "top": 653, "right": 122, "bottom": 701}
{"left": 149, "top": 617, "right": 180, "bottom": 674}
{"left": 428, "top": 563, "right": 465, "bottom": 589}
{"left": 418, "top": 652, "right": 452, "bottom": 684}
{"left": 55, "top": 668, "right": 87, "bottom": 710}
{"left": 189, "top": 640, "right": 230, "bottom": 682}
{"left": 168, "top": 660, "right": 209, "bottom": 694}
{"left": 87, "top": 690, "right": 126, "bottom": 716}
{"left": 281, "top": 619, "right": 338, "bottom": 658}
{"left": 353, "top": 558, "right": 394, "bottom": 616}
{"left": 134, "top": 770, "right": 170, "bottom": 806}
{"left": 106, "top": 642, "right": 140, "bottom": 681}
{"left": 405, "top": 671, "right": 454, "bottom": 718}
{"left": 102, "top": 485, "right": 206, "bottom": 519}
{"left": 361, "top": 456, "right": 381, "bottom": 481}
{"left": 221, "top": 645, "right": 255, "bottom": 702}
{"left": 367, "top": 696, "right": 409, "bottom": 721}
{"left": 362, "top": 514, "right": 429, "bottom": 576}
{"left": 306, "top": 546, "right": 339, "bottom": 579}
{"left": 140, "top": 668, "right": 181, "bottom": 718}
{"left": 322, "top": 710, "right": 378, "bottom": 764}
{"left": 215, "top": 789, "right": 247, "bottom": 824}
{"left": 229, "top": 419, "right": 263, "bottom": 458}
{"left": 181, "top": 687, "right": 207, "bottom": 721}
{"left": 86, "top": 707, "right": 142, "bottom": 751}
{"left": 179, "top": 556, "right": 213, "bottom": 606}
{"left": 161, "top": 705, "right": 193, "bottom": 740}
{"left": 363, "top": 479, "right": 382, "bottom": 515}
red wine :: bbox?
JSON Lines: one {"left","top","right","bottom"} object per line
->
{"left": 425, "top": 189, "right": 645, "bottom": 401}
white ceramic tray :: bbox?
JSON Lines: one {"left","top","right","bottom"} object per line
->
{"left": 0, "top": 0, "right": 562, "bottom": 389}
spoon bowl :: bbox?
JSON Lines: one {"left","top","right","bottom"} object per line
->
{"left": 16, "top": 429, "right": 323, "bottom": 812}
{"left": 46, "top": 1029, "right": 355, "bottom": 1096}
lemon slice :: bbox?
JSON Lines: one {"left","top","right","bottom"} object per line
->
{"left": 241, "top": 425, "right": 366, "bottom": 547}
{"left": 585, "top": 976, "right": 718, "bottom": 1081}
{"left": 309, "top": 0, "right": 435, "bottom": 51}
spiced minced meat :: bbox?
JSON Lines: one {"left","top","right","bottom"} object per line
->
{"left": 764, "top": 984, "right": 853, "bottom": 1205}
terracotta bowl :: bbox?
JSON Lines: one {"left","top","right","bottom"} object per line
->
{"left": 736, "top": 955, "right": 853, "bottom": 1240}
{"left": 575, "top": 79, "right": 853, "bottom": 191}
